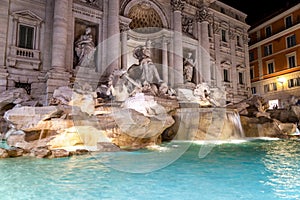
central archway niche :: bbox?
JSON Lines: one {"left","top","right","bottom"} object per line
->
{"left": 128, "top": 2, "right": 163, "bottom": 33}
{"left": 123, "top": 0, "right": 169, "bottom": 79}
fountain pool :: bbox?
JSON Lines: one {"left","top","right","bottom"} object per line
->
{"left": 0, "top": 139, "right": 300, "bottom": 200}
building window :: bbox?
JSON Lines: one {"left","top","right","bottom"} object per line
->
{"left": 249, "top": 52, "right": 254, "bottom": 61}
{"left": 264, "top": 44, "right": 272, "bottom": 56}
{"left": 18, "top": 25, "right": 34, "bottom": 49}
{"left": 286, "top": 34, "right": 296, "bottom": 48}
{"left": 221, "top": 30, "right": 227, "bottom": 42}
{"left": 264, "top": 85, "right": 269, "bottom": 93}
{"left": 223, "top": 69, "right": 229, "bottom": 82}
{"left": 250, "top": 68, "right": 254, "bottom": 79}
{"left": 285, "top": 15, "right": 293, "bottom": 28}
{"left": 265, "top": 26, "right": 272, "bottom": 37}
{"left": 288, "top": 55, "right": 296, "bottom": 68}
{"left": 208, "top": 23, "right": 212, "bottom": 37}
{"left": 236, "top": 35, "right": 241, "bottom": 46}
{"left": 264, "top": 83, "right": 277, "bottom": 93}
{"left": 267, "top": 62, "right": 275, "bottom": 74}
{"left": 238, "top": 72, "right": 244, "bottom": 84}
{"left": 288, "top": 78, "right": 300, "bottom": 88}
{"left": 221, "top": 8, "right": 225, "bottom": 14}
{"left": 271, "top": 82, "right": 277, "bottom": 91}
{"left": 251, "top": 87, "right": 256, "bottom": 94}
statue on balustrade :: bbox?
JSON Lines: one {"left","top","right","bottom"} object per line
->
{"left": 74, "top": 26, "right": 96, "bottom": 68}
{"left": 183, "top": 52, "right": 195, "bottom": 83}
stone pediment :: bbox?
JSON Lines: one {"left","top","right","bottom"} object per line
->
{"left": 12, "top": 10, "right": 43, "bottom": 23}
{"left": 236, "top": 64, "right": 245, "bottom": 71}
{"left": 221, "top": 60, "right": 231, "bottom": 68}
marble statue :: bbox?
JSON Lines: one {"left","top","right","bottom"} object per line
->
{"left": 140, "top": 57, "right": 163, "bottom": 85}
{"left": 183, "top": 52, "right": 195, "bottom": 82}
{"left": 75, "top": 27, "right": 96, "bottom": 68}
{"left": 128, "top": 41, "right": 163, "bottom": 86}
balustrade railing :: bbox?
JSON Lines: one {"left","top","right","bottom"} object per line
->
{"left": 10, "top": 46, "right": 40, "bottom": 60}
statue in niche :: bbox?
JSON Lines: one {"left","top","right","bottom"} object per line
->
{"left": 74, "top": 26, "right": 96, "bottom": 68}
{"left": 183, "top": 52, "right": 195, "bottom": 82}
{"left": 128, "top": 40, "right": 163, "bottom": 86}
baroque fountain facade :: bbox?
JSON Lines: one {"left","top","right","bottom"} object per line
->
{"left": 1, "top": 0, "right": 299, "bottom": 158}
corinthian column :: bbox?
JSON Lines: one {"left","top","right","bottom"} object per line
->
{"left": 0, "top": 0, "right": 9, "bottom": 92}
{"left": 107, "top": 0, "right": 120, "bottom": 73}
{"left": 46, "top": 0, "right": 71, "bottom": 104}
{"left": 120, "top": 23, "right": 129, "bottom": 70}
{"left": 171, "top": 0, "right": 184, "bottom": 87}
{"left": 196, "top": 6, "right": 211, "bottom": 85}
{"left": 51, "top": 0, "right": 69, "bottom": 71}
{"left": 162, "top": 37, "right": 169, "bottom": 83}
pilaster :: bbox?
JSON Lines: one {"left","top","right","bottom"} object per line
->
{"left": 213, "top": 23, "right": 222, "bottom": 88}
{"left": 229, "top": 29, "right": 237, "bottom": 95}
{"left": 243, "top": 35, "right": 251, "bottom": 97}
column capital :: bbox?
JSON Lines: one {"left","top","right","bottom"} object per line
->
{"left": 195, "top": 6, "right": 212, "bottom": 22}
{"left": 120, "top": 22, "right": 130, "bottom": 32}
{"left": 171, "top": 0, "right": 185, "bottom": 12}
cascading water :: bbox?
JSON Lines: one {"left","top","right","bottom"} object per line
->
{"left": 225, "top": 110, "right": 245, "bottom": 138}
{"left": 169, "top": 108, "right": 245, "bottom": 141}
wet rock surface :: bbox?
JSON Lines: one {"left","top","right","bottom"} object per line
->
{"left": 0, "top": 84, "right": 179, "bottom": 158}
{"left": 1, "top": 82, "right": 299, "bottom": 159}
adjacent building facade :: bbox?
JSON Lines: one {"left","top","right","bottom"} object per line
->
{"left": 249, "top": 3, "right": 300, "bottom": 108}
{"left": 0, "top": 0, "right": 250, "bottom": 105}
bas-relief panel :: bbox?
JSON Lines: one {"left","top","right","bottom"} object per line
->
{"left": 74, "top": 0, "right": 102, "bottom": 10}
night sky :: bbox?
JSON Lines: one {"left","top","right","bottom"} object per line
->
{"left": 219, "top": 0, "right": 300, "bottom": 28}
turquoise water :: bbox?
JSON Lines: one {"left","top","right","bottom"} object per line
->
{"left": 0, "top": 139, "right": 300, "bottom": 200}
